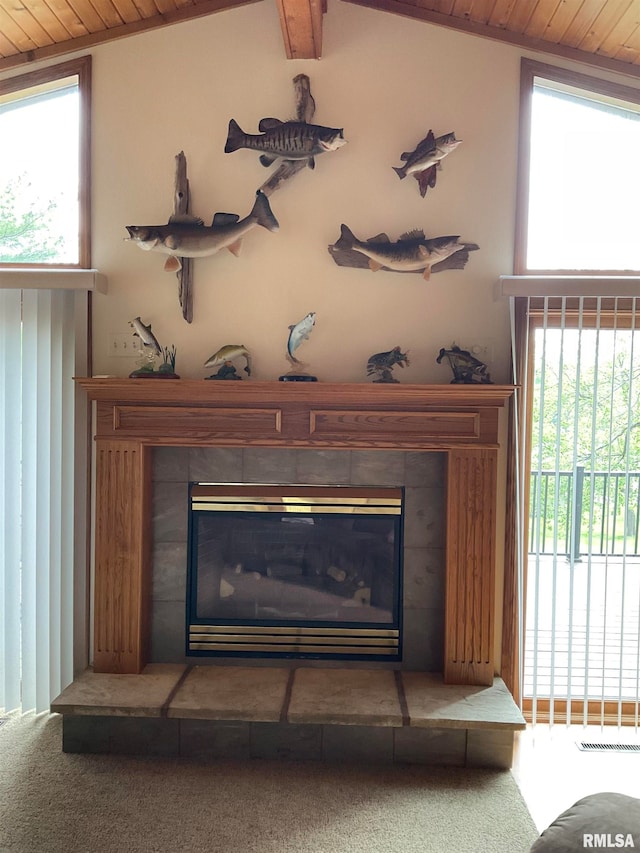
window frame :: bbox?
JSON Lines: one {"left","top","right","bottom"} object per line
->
{"left": 514, "top": 58, "right": 640, "bottom": 277}
{"left": 0, "top": 55, "right": 91, "bottom": 270}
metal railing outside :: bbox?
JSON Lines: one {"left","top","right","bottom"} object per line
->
{"left": 529, "top": 469, "right": 640, "bottom": 558}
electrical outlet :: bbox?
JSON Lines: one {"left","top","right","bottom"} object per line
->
{"left": 108, "top": 333, "right": 141, "bottom": 357}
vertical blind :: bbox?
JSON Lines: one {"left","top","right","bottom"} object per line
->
{"left": 515, "top": 295, "right": 640, "bottom": 727}
{"left": 1, "top": 288, "right": 77, "bottom": 713}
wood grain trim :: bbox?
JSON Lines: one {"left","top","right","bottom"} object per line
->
{"left": 444, "top": 448, "right": 497, "bottom": 686}
{"left": 111, "top": 404, "right": 282, "bottom": 437}
{"left": 93, "top": 440, "right": 151, "bottom": 673}
{"left": 309, "top": 409, "right": 480, "bottom": 441}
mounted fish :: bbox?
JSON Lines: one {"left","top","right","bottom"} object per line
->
{"left": 204, "top": 344, "right": 253, "bottom": 380}
{"left": 393, "top": 130, "right": 461, "bottom": 198}
{"left": 280, "top": 312, "right": 317, "bottom": 382}
{"left": 366, "top": 346, "right": 410, "bottom": 384}
{"left": 225, "top": 118, "right": 346, "bottom": 171}
{"left": 329, "top": 225, "right": 478, "bottom": 280}
{"left": 125, "top": 190, "right": 279, "bottom": 272}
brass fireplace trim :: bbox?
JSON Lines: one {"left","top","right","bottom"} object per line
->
{"left": 189, "top": 625, "right": 400, "bottom": 655}
{"left": 191, "top": 484, "right": 403, "bottom": 515}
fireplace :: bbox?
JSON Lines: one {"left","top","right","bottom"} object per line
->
{"left": 77, "top": 378, "right": 513, "bottom": 685}
{"left": 186, "top": 483, "right": 403, "bottom": 660}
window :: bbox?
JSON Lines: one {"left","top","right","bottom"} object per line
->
{"left": 0, "top": 56, "right": 91, "bottom": 268}
{"left": 515, "top": 59, "right": 640, "bottom": 276}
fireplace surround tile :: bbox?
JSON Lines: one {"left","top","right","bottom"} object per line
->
{"left": 403, "top": 452, "right": 446, "bottom": 488}
{"left": 350, "top": 451, "right": 406, "bottom": 486}
{"left": 242, "top": 448, "right": 297, "bottom": 483}
{"left": 180, "top": 719, "right": 251, "bottom": 759}
{"left": 167, "top": 666, "right": 290, "bottom": 722}
{"left": 322, "top": 725, "right": 394, "bottom": 763}
{"left": 393, "top": 727, "right": 466, "bottom": 766}
{"left": 403, "top": 488, "right": 445, "bottom": 549}
{"left": 51, "top": 664, "right": 187, "bottom": 716}
{"left": 153, "top": 481, "right": 188, "bottom": 543}
{"left": 402, "top": 673, "right": 526, "bottom": 730}
{"left": 287, "top": 668, "right": 403, "bottom": 726}
{"left": 294, "top": 448, "right": 351, "bottom": 484}
{"left": 188, "top": 447, "right": 243, "bottom": 483}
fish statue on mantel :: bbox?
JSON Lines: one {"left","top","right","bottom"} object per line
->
{"left": 204, "top": 344, "right": 252, "bottom": 380}
{"left": 225, "top": 118, "right": 347, "bottom": 170}
{"left": 280, "top": 312, "right": 317, "bottom": 382}
{"left": 330, "top": 224, "right": 478, "bottom": 280}
{"left": 393, "top": 130, "right": 461, "bottom": 197}
{"left": 366, "top": 346, "right": 410, "bottom": 384}
{"left": 125, "top": 190, "right": 279, "bottom": 272}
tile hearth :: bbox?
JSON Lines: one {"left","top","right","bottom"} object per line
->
{"left": 52, "top": 666, "right": 525, "bottom": 768}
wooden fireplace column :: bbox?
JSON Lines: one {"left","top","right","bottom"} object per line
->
{"left": 77, "top": 379, "right": 513, "bottom": 685}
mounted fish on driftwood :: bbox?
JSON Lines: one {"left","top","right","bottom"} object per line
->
{"left": 225, "top": 74, "right": 347, "bottom": 197}
{"left": 393, "top": 130, "right": 461, "bottom": 198}
{"left": 329, "top": 225, "right": 478, "bottom": 280}
{"left": 126, "top": 190, "right": 279, "bottom": 266}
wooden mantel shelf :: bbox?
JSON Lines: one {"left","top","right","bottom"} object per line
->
{"left": 76, "top": 379, "right": 514, "bottom": 450}
{"left": 76, "top": 378, "right": 514, "bottom": 686}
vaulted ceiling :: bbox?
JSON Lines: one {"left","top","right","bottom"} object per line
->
{"left": 1, "top": 0, "right": 640, "bottom": 79}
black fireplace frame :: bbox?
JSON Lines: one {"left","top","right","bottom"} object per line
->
{"left": 185, "top": 483, "right": 404, "bottom": 662}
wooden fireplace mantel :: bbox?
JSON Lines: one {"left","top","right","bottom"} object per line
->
{"left": 77, "top": 379, "right": 514, "bottom": 685}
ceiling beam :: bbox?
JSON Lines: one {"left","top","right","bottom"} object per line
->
{"left": 276, "top": 0, "right": 324, "bottom": 59}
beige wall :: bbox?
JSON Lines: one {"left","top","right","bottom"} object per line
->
{"left": 89, "top": 1, "right": 526, "bottom": 382}
{"left": 3, "top": 5, "right": 640, "bottom": 383}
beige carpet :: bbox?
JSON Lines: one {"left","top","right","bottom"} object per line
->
{"left": 0, "top": 711, "right": 538, "bottom": 853}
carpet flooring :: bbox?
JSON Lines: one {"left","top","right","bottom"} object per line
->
{"left": 0, "top": 711, "right": 538, "bottom": 853}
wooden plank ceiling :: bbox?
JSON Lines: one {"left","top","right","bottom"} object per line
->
{"left": 1, "top": 0, "right": 640, "bottom": 78}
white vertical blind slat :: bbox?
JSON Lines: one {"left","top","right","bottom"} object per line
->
{"left": 1, "top": 288, "right": 77, "bottom": 714}
{"left": 0, "top": 290, "right": 22, "bottom": 712}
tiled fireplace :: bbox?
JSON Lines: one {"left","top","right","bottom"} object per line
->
{"left": 152, "top": 446, "right": 445, "bottom": 670}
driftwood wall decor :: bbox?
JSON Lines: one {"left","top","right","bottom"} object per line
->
{"left": 251, "top": 74, "right": 338, "bottom": 197}
{"left": 173, "top": 151, "right": 193, "bottom": 323}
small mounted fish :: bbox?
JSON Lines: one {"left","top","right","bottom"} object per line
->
{"left": 330, "top": 225, "right": 478, "bottom": 280}
{"left": 393, "top": 130, "right": 461, "bottom": 198}
{"left": 280, "top": 312, "right": 317, "bottom": 382}
{"left": 225, "top": 118, "right": 346, "bottom": 170}
{"left": 366, "top": 346, "right": 410, "bottom": 384}
{"left": 204, "top": 344, "right": 253, "bottom": 380}
{"left": 125, "top": 190, "right": 279, "bottom": 272}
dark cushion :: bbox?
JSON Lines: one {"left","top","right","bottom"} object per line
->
{"left": 531, "top": 793, "right": 640, "bottom": 852}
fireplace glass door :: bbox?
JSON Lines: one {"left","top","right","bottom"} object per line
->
{"left": 186, "top": 484, "right": 403, "bottom": 660}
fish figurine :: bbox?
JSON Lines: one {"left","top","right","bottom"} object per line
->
{"left": 225, "top": 118, "right": 346, "bottom": 170}
{"left": 393, "top": 130, "right": 461, "bottom": 197}
{"left": 436, "top": 345, "right": 493, "bottom": 384}
{"left": 125, "top": 190, "right": 279, "bottom": 272}
{"left": 333, "top": 224, "right": 476, "bottom": 281}
{"left": 366, "top": 346, "right": 410, "bottom": 384}
{"left": 286, "top": 312, "right": 316, "bottom": 364}
{"left": 204, "top": 344, "right": 252, "bottom": 378}
{"left": 129, "top": 317, "right": 161, "bottom": 356}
